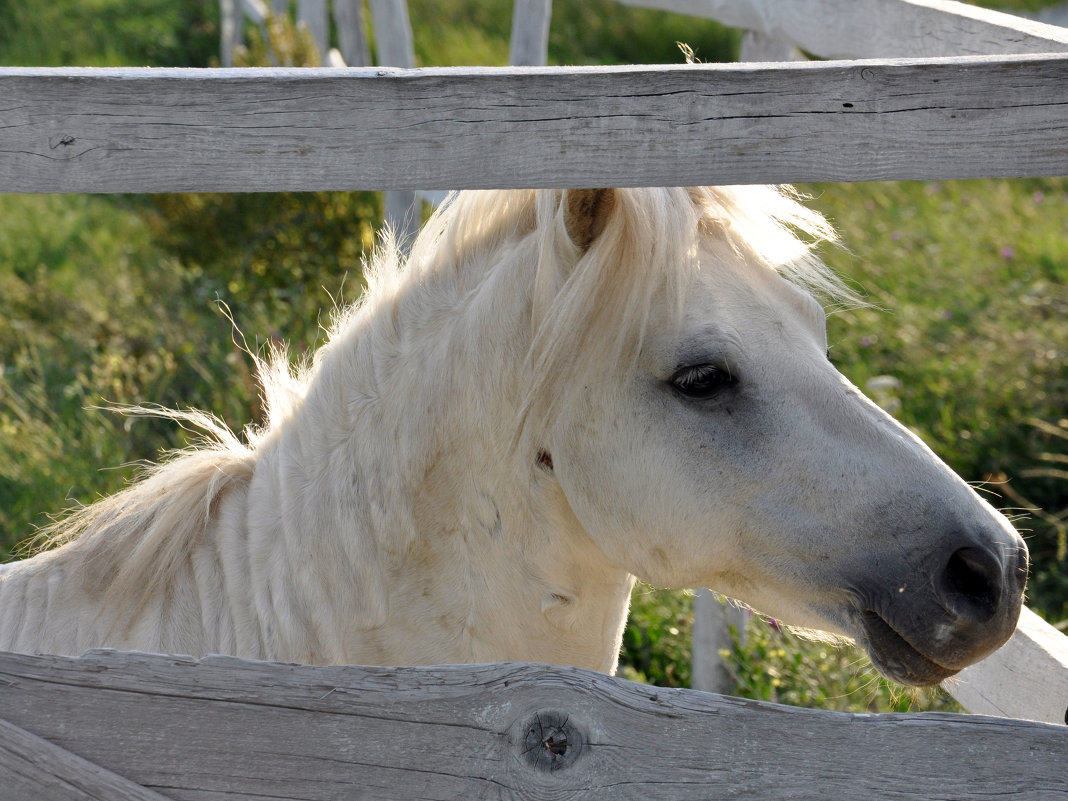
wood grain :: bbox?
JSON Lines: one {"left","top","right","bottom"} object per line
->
{"left": 0, "top": 649, "right": 1064, "bottom": 800}
{"left": 0, "top": 718, "right": 172, "bottom": 801}
{"left": 1, "top": 54, "right": 1067, "bottom": 194}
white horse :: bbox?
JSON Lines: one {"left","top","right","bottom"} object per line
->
{"left": 0, "top": 186, "right": 1026, "bottom": 687}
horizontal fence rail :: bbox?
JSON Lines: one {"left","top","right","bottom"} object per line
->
{"left": 1, "top": 649, "right": 1066, "bottom": 801}
{"left": 2, "top": 54, "right": 1067, "bottom": 193}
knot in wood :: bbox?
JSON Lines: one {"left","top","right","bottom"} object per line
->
{"left": 520, "top": 710, "right": 585, "bottom": 772}
{"left": 543, "top": 728, "right": 568, "bottom": 756}
{"left": 536, "top": 449, "right": 554, "bottom": 471}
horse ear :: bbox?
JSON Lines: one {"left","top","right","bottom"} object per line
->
{"left": 563, "top": 188, "right": 616, "bottom": 251}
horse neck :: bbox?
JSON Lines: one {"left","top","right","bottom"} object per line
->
{"left": 253, "top": 231, "right": 635, "bottom": 670}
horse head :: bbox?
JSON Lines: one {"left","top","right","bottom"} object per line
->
{"left": 531, "top": 187, "right": 1027, "bottom": 686}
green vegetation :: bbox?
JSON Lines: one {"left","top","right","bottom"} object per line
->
{"left": 0, "top": 0, "right": 216, "bottom": 67}
{"left": 408, "top": 0, "right": 739, "bottom": 66}
{"left": 724, "top": 615, "right": 962, "bottom": 713}
{"left": 0, "top": 0, "right": 1064, "bottom": 713}
{"left": 618, "top": 588, "right": 962, "bottom": 712}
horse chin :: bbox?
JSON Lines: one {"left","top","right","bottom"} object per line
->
{"left": 856, "top": 611, "right": 958, "bottom": 687}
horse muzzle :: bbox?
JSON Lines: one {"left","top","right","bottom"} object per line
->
{"left": 848, "top": 530, "right": 1028, "bottom": 687}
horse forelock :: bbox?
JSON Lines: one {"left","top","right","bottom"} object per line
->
{"left": 699, "top": 185, "right": 853, "bottom": 307}
{"left": 514, "top": 185, "right": 850, "bottom": 439}
{"left": 517, "top": 187, "right": 699, "bottom": 434}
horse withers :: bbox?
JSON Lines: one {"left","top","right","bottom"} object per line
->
{"left": 0, "top": 186, "right": 1027, "bottom": 687}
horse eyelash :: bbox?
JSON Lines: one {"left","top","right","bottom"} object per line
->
{"left": 669, "top": 363, "right": 736, "bottom": 399}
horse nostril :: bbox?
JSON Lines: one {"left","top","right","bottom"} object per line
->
{"left": 938, "top": 547, "right": 1003, "bottom": 623}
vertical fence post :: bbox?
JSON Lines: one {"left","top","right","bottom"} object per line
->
{"left": 297, "top": 0, "right": 330, "bottom": 60}
{"left": 691, "top": 590, "right": 747, "bottom": 694}
{"left": 509, "top": 0, "right": 553, "bottom": 66}
{"left": 334, "top": 0, "right": 371, "bottom": 67}
{"left": 367, "top": 0, "right": 416, "bottom": 68}
{"left": 221, "top": 0, "right": 239, "bottom": 67}
{"left": 367, "top": 0, "right": 421, "bottom": 247}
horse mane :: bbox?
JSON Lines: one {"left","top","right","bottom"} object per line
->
{"left": 22, "top": 406, "right": 249, "bottom": 626}
{"left": 325, "top": 184, "right": 848, "bottom": 436}
{"left": 28, "top": 185, "right": 847, "bottom": 629}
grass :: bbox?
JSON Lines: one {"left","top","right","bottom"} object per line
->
{"left": 0, "top": 0, "right": 1064, "bottom": 709}
{"left": 407, "top": 0, "right": 740, "bottom": 66}
{"left": 0, "top": 0, "right": 216, "bottom": 67}
{"left": 0, "top": 195, "right": 176, "bottom": 545}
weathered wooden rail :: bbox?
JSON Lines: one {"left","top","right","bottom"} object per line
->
{"left": 1, "top": 54, "right": 1067, "bottom": 194}
{"left": 0, "top": 649, "right": 1065, "bottom": 801}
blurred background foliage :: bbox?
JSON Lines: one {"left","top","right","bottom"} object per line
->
{"left": 0, "top": 0, "right": 1065, "bottom": 710}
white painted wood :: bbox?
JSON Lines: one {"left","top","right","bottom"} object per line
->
{"left": 2, "top": 55, "right": 1066, "bottom": 193}
{"left": 334, "top": 0, "right": 371, "bottom": 67}
{"left": 0, "top": 718, "right": 173, "bottom": 801}
{"left": 365, "top": 0, "right": 420, "bottom": 241}
{"left": 297, "top": 0, "right": 330, "bottom": 59}
{"left": 691, "top": 590, "right": 747, "bottom": 694}
{"left": 510, "top": 0, "right": 553, "bottom": 66}
{"left": 616, "top": 0, "right": 1068, "bottom": 58}
{"left": 0, "top": 650, "right": 1064, "bottom": 801}
{"left": 944, "top": 606, "right": 1068, "bottom": 725}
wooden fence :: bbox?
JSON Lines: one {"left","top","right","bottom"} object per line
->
{"left": 3, "top": 54, "right": 1068, "bottom": 193}
{"left": 1, "top": 0, "right": 1067, "bottom": 796}
{"left": 1, "top": 649, "right": 1065, "bottom": 801}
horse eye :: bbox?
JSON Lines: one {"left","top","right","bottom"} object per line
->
{"left": 670, "top": 364, "right": 736, "bottom": 399}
